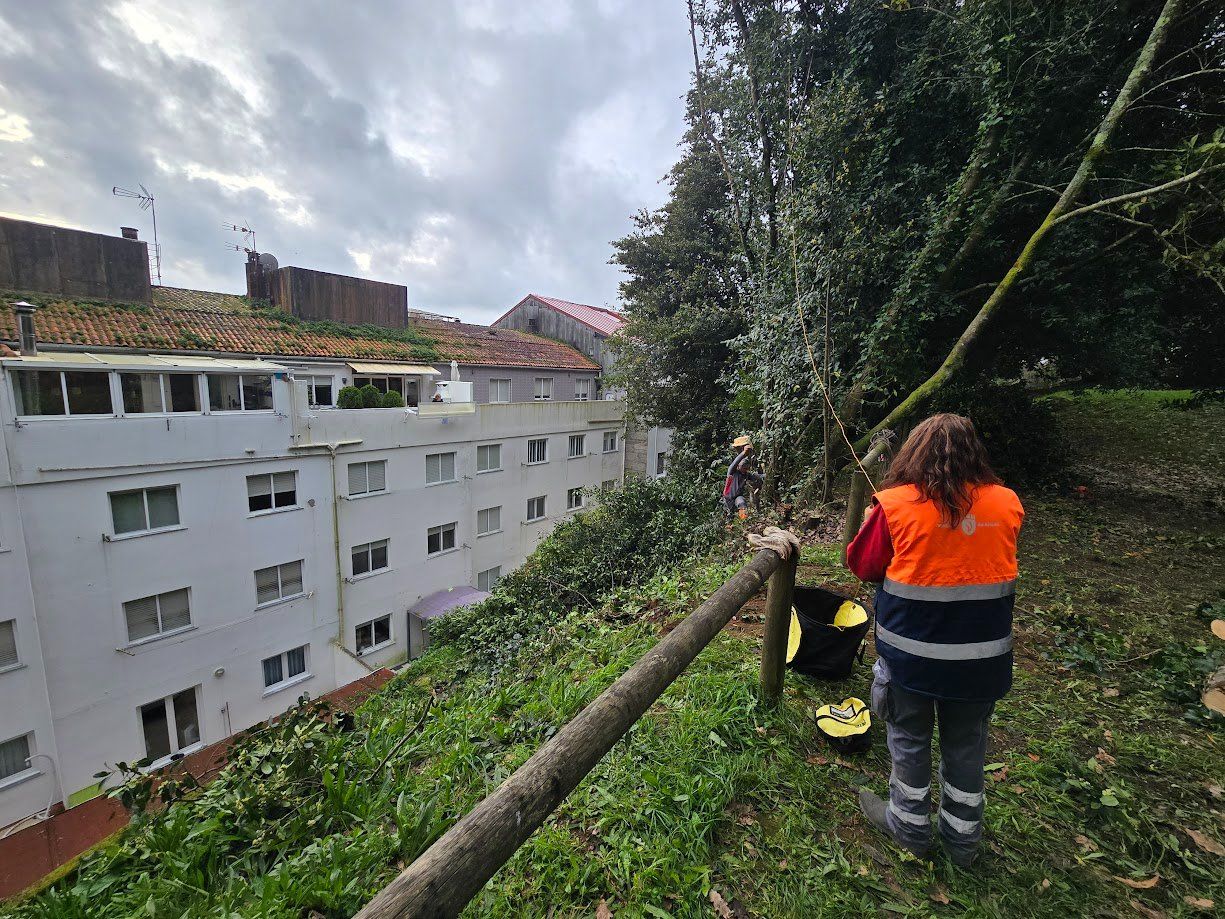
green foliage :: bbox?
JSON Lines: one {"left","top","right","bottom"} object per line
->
{"left": 358, "top": 384, "right": 382, "bottom": 409}
{"left": 379, "top": 389, "right": 406, "bottom": 408}
{"left": 247, "top": 304, "right": 438, "bottom": 362}
{"left": 336, "top": 386, "right": 364, "bottom": 409}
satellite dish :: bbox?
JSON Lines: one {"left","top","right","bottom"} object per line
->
{"left": 258, "top": 252, "right": 279, "bottom": 272}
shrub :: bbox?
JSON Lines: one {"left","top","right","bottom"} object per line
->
{"left": 380, "top": 390, "right": 406, "bottom": 408}
{"left": 359, "top": 384, "right": 383, "bottom": 408}
{"left": 336, "top": 386, "right": 364, "bottom": 409}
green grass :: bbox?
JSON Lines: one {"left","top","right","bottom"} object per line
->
{"left": 5, "top": 391, "right": 1222, "bottom": 918}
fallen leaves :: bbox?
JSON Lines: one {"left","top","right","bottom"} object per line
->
{"left": 596, "top": 898, "right": 613, "bottom": 919}
{"left": 928, "top": 886, "right": 950, "bottom": 905}
{"left": 1210, "top": 619, "right": 1225, "bottom": 641}
{"left": 1183, "top": 827, "right": 1225, "bottom": 857}
{"left": 1184, "top": 896, "right": 1215, "bottom": 912}
{"left": 1114, "top": 874, "right": 1160, "bottom": 890}
{"left": 709, "top": 890, "right": 733, "bottom": 919}
{"left": 1075, "top": 834, "right": 1099, "bottom": 852}
{"left": 1129, "top": 899, "right": 1166, "bottom": 919}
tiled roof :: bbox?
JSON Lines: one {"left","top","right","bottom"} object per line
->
{"left": 497, "top": 294, "right": 626, "bottom": 337}
{"left": 0, "top": 287, "right": 599, "bottom": 371}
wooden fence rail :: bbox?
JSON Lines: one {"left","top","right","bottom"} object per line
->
{"left": 355, "top": 546, "right": 797, "bottom": 919}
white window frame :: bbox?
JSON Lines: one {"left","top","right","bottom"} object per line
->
{"left": 108, "top": 485, "right": 182, "bottom": 538}
{"left": 426, "top": 522, "right": 458, "bottom": 557}
{"left": 533, "top": 377, "right": 554, "bottom": 401}
{"left": 477, "top": 566, "right": 501, "bottom": 592}
{"left": 254, "top": 560, "right": 305, "bottom": 608}
{"left": 0, "top": 619, "right": 20, "bottom": 673}
{"left": 575, "top": 379, "right": 591, "bottom": 401}
{"left": 476, "top": 443, "right": 503, "bottom": 474}
{"left": 568, "top": 434, "right": 586, "bottom": 458}
{"left": 526, "top": 495, "right": 547, "bottom": 522}
{"left": 347, "top": 460, "right": 387, "bottom": 497}
{"left": 117, "top": 372, "right": 203, "bottom": 416}
{"left": 355, "top": 614, "right": 393, "bottom": 655}
{"left": 425, "top": 451, "right": 458, "bottom": 485}
{"left": 206, "top": 374, "right": 274, "bottom": 412}
{"left": 476, "top": 506, "right": 502, "bottom": 537}
{"left": 123, "top": 588, "right": 193, "bottom": 646}
{"left": 0, "top": 733, "right": 36, "bottom": 787}
{"left": 527, "top": 438, "right": 548, "bottom": 465}
{"left": 567, "top": 487, "right": 585, "bottom": 510}
{"left": 351, "top": 539, "right": 390, "bottom": 578}
{"left": 246, "top": 471, "right": 299, "bottom": 515}
{"left": 603, "top": 430, "right": 619, "bottom": 453}
{"left": 489, "top": 378, "right": 511, "bottom": 403}
{"left": 262, "top": 645, "right": 311, "bottom": 694}
{"left": 10, "top": 368, "right": 116, "bottom": 418}
{"left": 138, "top": 687, "right": 202, "bottom": 767}
{"left": 304, "top": 376, "right": 334, "bottom": 407}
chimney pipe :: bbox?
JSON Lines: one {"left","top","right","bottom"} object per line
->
{"left": 13, "top": 301, "right": 37, "bottom": 356}
{"left": 120, "top": 227, "right": 139, "bottom": 240}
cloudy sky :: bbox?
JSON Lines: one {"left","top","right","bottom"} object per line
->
{"left": 0, "top": 0, "right": 692, "bottom": 322}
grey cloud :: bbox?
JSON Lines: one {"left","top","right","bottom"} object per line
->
{"left": 0, "top": 0, "right": 689, "bottom": 321}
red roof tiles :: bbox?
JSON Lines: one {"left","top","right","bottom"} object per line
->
{"left": 0, "top": 287, "right": 599, "bottom": 371}
{"left": 497, "top": 294, "right": 626, "bottom": 337}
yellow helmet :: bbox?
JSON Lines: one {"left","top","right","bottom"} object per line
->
{"left": 732, "top": 435, "right": 753, "bottom": 449}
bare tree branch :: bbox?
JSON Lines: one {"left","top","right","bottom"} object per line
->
{"left": 1051, "top": 163, "right": 1224, "bottom": 226}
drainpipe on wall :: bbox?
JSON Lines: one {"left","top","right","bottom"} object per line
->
{"left": 327, "top": 443, "right": 345, "bottom": 649}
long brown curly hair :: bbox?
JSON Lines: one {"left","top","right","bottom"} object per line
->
{"left": 880, "top": 413, "right": 1001, "bottom": 527}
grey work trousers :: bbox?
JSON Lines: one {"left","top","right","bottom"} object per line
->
{"left": 869, "top": 659, "right": 995, "bottom": 857}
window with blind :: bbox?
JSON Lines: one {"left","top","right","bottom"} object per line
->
{"left": 109, "top": 486, "right": 180, "bottom": 536}
{"left": 262, "top": 645, "right": 309, "bottom": 689}
{"left": 139, "top": 688, "right": 200, "bottom": 762}
{"left": 347, "top": 460, "right": 387, "bottom": 496}
{"left": 489, "top": 378, "right": 511, "bottom": 403}
{"left": 476, "top": 443, "right": 502, "bottom": 473}
{"left": 0, "top": 620, "right": 17, "bottom": 669}
{"left": 477, "top": 566, "right": 501, "bottom": 592}
{"left": 533, "top": 377, "right": 553, "bottom": 400}
{"left": 568, "top": 434, "right": 585, "bottom": 458}
{"left": 527, "top": 495, "right": 546, "bottom": 522}
{"left": 351, "top": 539, "right": 389, "bottom": 577}
{"left": 426, "top": 523, "right": 457, "bottom": 556}
{"left": 123, "top": 589, "right": 192, "bottom": 643}
{"left": 254, "top": 560, "right": 304, "bottom": 606}
{"left": 0, "top": 734, "right": 33, "bottom": 781}
{"left": 355, "top": 615, "right": 392, "bottom": 654}
{"left": 425, "top": 451, "right": 457, "bottom": 485}
{"left": 246, "top": 471, "right": 298, "bottom": 513}
{"left": 476, "top": 506, "right": 501, "bottom": 536}
{"left": 575, "top": 379, "right": 591, "bottom": 401}
{"left": 527, "top": 438, "right": 548, "bottom": 464}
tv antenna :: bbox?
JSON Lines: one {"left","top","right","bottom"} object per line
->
{"left": 112, "top": 184, "right": 162, "bottom": 285}
{"left": 224, "top": 222, "right": 257, "bottom": 256}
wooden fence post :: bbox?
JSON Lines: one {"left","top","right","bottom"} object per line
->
{"left": 840, "top": 438, "right": 892, "bottom": 564}
{"left": 759, "top": 550, "right": 798, "bottom": 706}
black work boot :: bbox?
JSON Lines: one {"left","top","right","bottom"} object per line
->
{"left": 858, "top": 789, "right": 931, "bottom": 858}
{"left": 945, "top": 844, "right": 978, "bottom": 869}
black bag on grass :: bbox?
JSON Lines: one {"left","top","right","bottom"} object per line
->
{"left": 785, "top": 585, "right": 871, "bottom": 680}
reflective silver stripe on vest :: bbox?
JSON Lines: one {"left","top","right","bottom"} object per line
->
{"left": 876, "top": 624, "right": 1013, "bottom": 661}
{"left": 883, "top": 577, "right": 1016, "bottom": 601}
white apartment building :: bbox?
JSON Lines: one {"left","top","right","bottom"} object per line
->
{"left": 0, "top": 218, "right": 625, "bottom": 831}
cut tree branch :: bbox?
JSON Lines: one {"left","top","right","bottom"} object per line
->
{"left": 852, "top": 0, "right": 1187, "bottom": 453}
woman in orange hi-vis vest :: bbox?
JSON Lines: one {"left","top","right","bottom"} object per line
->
{"left": 847, "top": 414, "right": 1024, "bottom": 868}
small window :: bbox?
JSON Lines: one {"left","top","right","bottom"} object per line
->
{"left": 425, "top": 451, "right": 457, "bottom": 485}
{"left": 110, "top": 486, "right": 180, "bottom": 536}
{"left": 568, "top": 434, "right": 585, "bottom": 458}
{"left": 527, "top": 438, "right": 548, "bottom": 464}
{"left": 489, "top": 379, "right": 511, "bottom": 403}
{"left": 567, "top": 487, "right": 584, "bottom": 510}
{"left": 351, "top": 539, "right": 390, "bottom": 577}
{"left": 476, "top": 506, "right": 501, "bottom": 536}
{"left": 575, "top": 379, "right": 591, "bottom": 401}
{"left": 353, "top": 376, "right": 405, "bottom": 395}
{"left": 347, "top": 460, "right": 387, "bottom": 496}
{"left": 124, "top": 588, "right": 192, "bottom": 643}
{"left": 477, "top": 566, "right": 501, "bottom": 592}
{"left": 263, "top": 645, "right": 309, "bottom": 689}
{"left": 602, "top": 479, "right": 618, "bottom": 490}
{"left": 305, "top": 376, "right": 334, "bottom": 407}
{"left": 0, "top": 734, "right": 33, "bottom": 781}
{"left": 247, "top": 471, "right": 297, "bottom": 513}
{"left": 119, "top": 373, "right": 201, "bottom": 414}
{"left": 427, "top": 523, "right": 457, "bottom": 556}
{"left": 254, "top": 560, "right": 304, "bottom": 606}
{"left": 602, "top": 431, "right": 618, "bottom": 453}
{"left": 355, "top": 614, "right": 392, "bottom": 654}
{"left": 526, "top": 495, "right": 546, "bottom": 522}
{"left": 533, "top": 377, "right": 553, "bottom": 401}
{"left": 208, "top": 374, "right": 272, "bottom": 411}
{"left": 12, "top": 369, "right": 113, "bottom": 416}
{"left": 655, "top": 452, "right": 669, "bottom": 477}
{"left": 476, "top": 443, "right": 502, "bottom": 473}
{"left": 0, "top": 620, "right": 17, "bottom": 669}
{"left": 139, "top": 688, "right": 200, "bottom": 762}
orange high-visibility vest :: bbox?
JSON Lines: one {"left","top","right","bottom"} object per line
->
{"left": 872, "top": 483, "right": 1024, "bottom": 702}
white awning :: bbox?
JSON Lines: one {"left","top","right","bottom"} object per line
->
{"left": 348, "top": 361, "right": 440, "bottom": 376}
{"left": 0, "top": 352, "right": 287, "bottom": 372}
